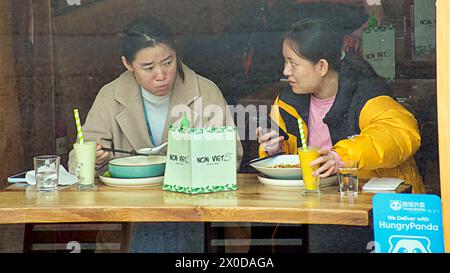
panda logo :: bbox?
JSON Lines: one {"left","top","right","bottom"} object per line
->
{"left": 389, "top": 235, "right": 431, "bottom": 253}
{"left": 389, "top": 200, "right": 402, "bottom": 211}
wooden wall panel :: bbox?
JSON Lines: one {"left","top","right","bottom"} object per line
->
{"left": 11, "top": 0, "right": 55, "bottom": 171}
{"left": 0, "top": 0, "right": 25, "bottom": 187}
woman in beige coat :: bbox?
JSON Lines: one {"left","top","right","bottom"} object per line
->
{"left": 68, "top": 21, "right": 242, "bottom": 175}
{"left": 68, "top": 16, "right": 247, "bottom": 253}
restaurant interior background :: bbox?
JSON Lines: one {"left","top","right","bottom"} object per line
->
{"left": 0, "top": 0, "right": 440, "bottom": 252}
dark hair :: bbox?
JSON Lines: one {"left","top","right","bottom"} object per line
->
{"left": 122, "top": 16, "right": 184, "bottom": 81}
{"left": 284, "top": 18, "right": 376, "bottom": 76}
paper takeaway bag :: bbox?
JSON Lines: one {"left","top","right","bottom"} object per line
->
{"left": 362, "top": 24, "right": 395, "bottom": 80}
{"left": 163, "top": 126, "right": 237, "bottom": 194}
{"left": 413, "top": 0, "right": 436, "bottom": 61}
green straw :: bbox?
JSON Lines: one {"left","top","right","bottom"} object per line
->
{"left": 73, "top": 109, "right": 84, "bottom": 143}
{"left": 297, "top": 119, "right": 307, "bottom": 148}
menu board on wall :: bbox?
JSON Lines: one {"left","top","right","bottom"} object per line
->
{"left": 413, "top": 0, "right": 436, "bottom": 61}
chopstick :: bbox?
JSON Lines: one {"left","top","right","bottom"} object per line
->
{"left": 101, "top": 147, "right": 148, "bottom": 156}
{"left": 248, "top": 151, "right": 286, "bottom": 165}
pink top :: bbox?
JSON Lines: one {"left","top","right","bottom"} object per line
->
{"left": 308, "top": 95, "right": 335, "bottom": 149}
{"left": 307, "top": 95, "right": 343, "bottom": 172}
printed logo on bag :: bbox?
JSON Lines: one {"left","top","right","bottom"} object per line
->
{"left": 196, "top": 152, "right": 233, "bottom": 165}
{"left": 365, "top": 49, "right": 393, "bottom": 61}
{"left": 418, "top": 18, "right": 436, "bottom": 26}
{"left": 169, "top": 154, "right": 191, "bottom": 165}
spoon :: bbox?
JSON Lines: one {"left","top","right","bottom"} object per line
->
{"left": 137, "top": 142, "right": 168, "bottom": 155}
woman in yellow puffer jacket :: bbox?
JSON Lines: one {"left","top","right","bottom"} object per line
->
{"left": 257, "top": 18, "right": 425, "bottom": 193}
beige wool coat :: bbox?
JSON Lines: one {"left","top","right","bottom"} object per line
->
{"left": 68, "top": 63, "right": 243, "bottom": 175}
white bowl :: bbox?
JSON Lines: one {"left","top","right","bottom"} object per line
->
{"left": 257, "top": 175, "right": 337, "bottom": 188}
{"left": 250, "top": 155, "right": 302, "bottom": 180}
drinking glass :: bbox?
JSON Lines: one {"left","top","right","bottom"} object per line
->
{"left": 298, "top": 147, "right": 321, "bottom": 195}
{"left": 34, "top": 155, "right": 60, "bottom": 192}
{"left": 338, "top": 160, "right": 359, "bottom": 196}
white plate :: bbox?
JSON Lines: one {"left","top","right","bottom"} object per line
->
{"left": 250, "top": 155, "right": 301, "bottom": 179}
{"left": 257, "top": 175, "right": 337, "bottom": 188}
{"left": 99, "top": 174, "right": 163, "bottom": 188}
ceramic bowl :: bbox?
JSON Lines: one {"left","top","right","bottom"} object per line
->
{"left": 250, "top": 154, "right": 302, "bottom": 180}
{"left": 108, "top": 155, "right": 166, "bottom": 179}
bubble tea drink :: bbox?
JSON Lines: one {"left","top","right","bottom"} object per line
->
{"left": 74, "top": 141, "right": 97, "bottom": 190}
{"left": 72, "top": 109, "right": 96, "bottom": 190}
{"left": 298, "top": 147, "right": 320, "bottom": 194}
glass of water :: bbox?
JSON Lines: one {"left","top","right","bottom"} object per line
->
{"left": 338, "top": 160, "right": 359, "bottom": 196}
{"left": 34, "top": 155, "right": 60, "bottom": 192}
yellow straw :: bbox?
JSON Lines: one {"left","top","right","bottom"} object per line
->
{"left": 73, "top": 109, "right": 84, "bottom": 143}
{"left": 297, "top": 119, "right": 307, "bottom": 148}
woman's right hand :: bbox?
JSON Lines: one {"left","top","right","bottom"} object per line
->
{"left": 95, "top": 143, "right": 110, "bottom": 165}
{"left": 256, "top": 127, "right": 284, "bottom": 155}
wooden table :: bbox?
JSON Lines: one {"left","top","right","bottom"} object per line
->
{"left": 0, "top": 174, "right": 411, "bottom": 226}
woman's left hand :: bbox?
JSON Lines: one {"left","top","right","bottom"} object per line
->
{"left": 310, "top": 148, "right": 336, "bottom": 178}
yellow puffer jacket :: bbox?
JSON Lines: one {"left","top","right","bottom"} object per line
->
{"left": 259, "top": 95, "right": 425, "bottom": 193}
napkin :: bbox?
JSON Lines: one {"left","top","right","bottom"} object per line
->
{"left": 25, "top": 166, "right": 78, "bottom": 186}
{"left": 362, "top": 177, "right": 404, "bottom": 192}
